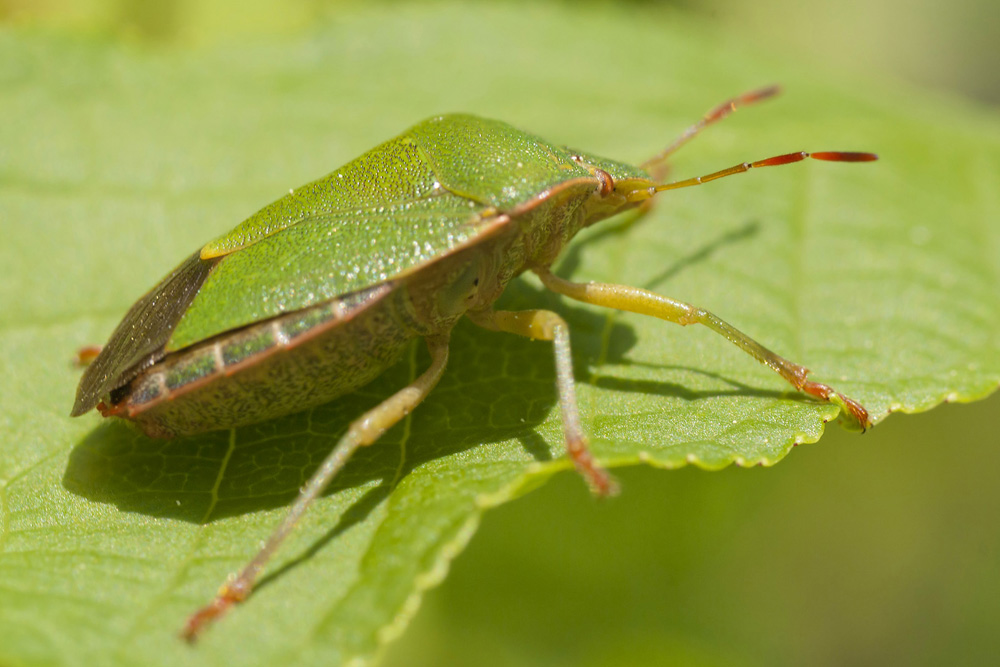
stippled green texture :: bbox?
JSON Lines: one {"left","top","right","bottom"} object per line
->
{"left": 407, "top": 114, "right": 587, "bottom": 204}
{"left": 172, "top": 115, "right": 641, "bottom": 352}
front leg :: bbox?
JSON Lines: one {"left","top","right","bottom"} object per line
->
{"left": 534, "top": 266, "right": 870, "bottom": 429}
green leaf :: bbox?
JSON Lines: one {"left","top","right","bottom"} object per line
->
{"left": 1, "top": 4, "right": 997, "bottom": 666}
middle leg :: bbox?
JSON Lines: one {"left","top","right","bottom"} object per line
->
{"left": 467, "top": 308, "right": 618, "bottom": 496}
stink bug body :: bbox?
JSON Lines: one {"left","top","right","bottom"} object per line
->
{"left": 71, "top": 86, "right": 877, "bottom": 639}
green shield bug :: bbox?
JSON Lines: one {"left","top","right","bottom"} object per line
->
{"left": 71, "top": 86, "right": 877, "bottom": 640}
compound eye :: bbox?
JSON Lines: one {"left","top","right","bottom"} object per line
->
{"left": 594, "top": 168, "right": 615, "bottom": 197}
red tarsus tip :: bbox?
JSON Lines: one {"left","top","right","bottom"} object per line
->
{"left": 590, "top": 468, "right": 620, "bottom": 498}
{"left": 797, "top": 379, "right": 871, "bottom": 432}
{"left": 181, "top": 583, "right": 249, "bottom": 643}
{"left": 182, "top": 604, "right": 226, "bottom": 644}
{"left": 743, "top": 84, "right": 782, "bottom": 104}
{"left": 96, "top": 400, "right": 125, "bottom": 418}
{"left": 74, "top": 345, "right": 102, "bottom": 367}
{"left": 839, "top": 394, "right": 873, "bottom": 432}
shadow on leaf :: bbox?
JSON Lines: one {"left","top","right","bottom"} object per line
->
{"left": 62, "top": 222, "right": 761, "bottom": 526}
{"left": 61, "top": 281, "right": 631, "bottom": 524}
{"left": 557, "top": 214, "right": 759, "bottom": 290}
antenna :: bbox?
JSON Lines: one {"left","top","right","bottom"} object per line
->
{"left": 642, "top": 85, "right": 782, "bottom": 170}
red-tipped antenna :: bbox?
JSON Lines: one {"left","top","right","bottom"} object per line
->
{"left": 642, "top": 85, "right": 782, "bottom": 171}
{"left": 628, "top": 150, "right": 878, "bottom": 202}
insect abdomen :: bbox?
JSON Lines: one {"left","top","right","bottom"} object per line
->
{"left": 114, "top": 283, "right": 412, "bottom": 438}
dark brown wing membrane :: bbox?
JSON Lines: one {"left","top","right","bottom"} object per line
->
{"left": 71, "top": 251, "right": 218, "bottom": 416}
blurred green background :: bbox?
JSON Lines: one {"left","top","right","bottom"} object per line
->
{"left": 3, "top": 1, "right": 996, "bottom": 665}
{"left": 2, "top": 0, "right": 996, "bottom": 104}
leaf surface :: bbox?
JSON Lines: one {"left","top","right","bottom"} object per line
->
{"left": 0, "top": 4, "right": 997, "bottom": 666}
